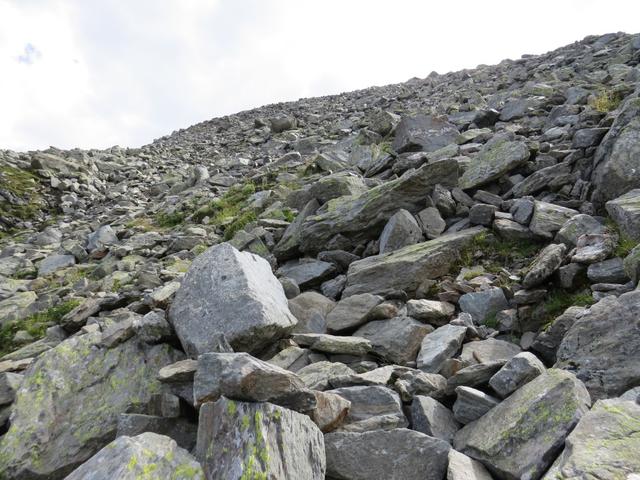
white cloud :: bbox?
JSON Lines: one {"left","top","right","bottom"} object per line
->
{"left": 0, "top": 0, "right": 638, "bottom": 151}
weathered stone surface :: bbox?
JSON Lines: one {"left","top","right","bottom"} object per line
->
{"left": 328, "top": 385, "right": 406, "bottom": 432}
{"left": 193, "top": 352, "right": 310, "bottom": 409}
{"left": 555, "top": 214, "right": 607, "bottom": 247}
{"left": 531, "top": 306, "right": 586, "bottom": 364}
{"left": 298, "top": 160, "right": 459, "bottom": 254}
{"left": 407, "top": 299, "right": 456, "bottom": 325}
{"left": 446, "top": 361, "right": 505, "bottom": 394}
{"left": 447, "top": 450, "right": 493, "bottom": 480}
{"left": 394, "top": 369, "right": 447, "bottom": 402}
{"left": 354, "top": 316, "right": 431, "bottom": 365}
{"left": 543, "top": 399, "right": 640, "bottom": 480}
{"left": 168, "top": 243, "right": 297, "bottom": 356}
{"left": 624, "top": 244, "right": 640, "bottom": 283}
{"left": 65, "top": 432, "right": 203, "bottom": 480}
{"left": 417, "top": 206, "right": 447, "bottom": 239}
{"left": 0, "top": 291, "right": 37, "bottom": 326}
{"left": 310, "top": 391, "right": 351, "bottom": 433}
{"left": 417, "top": 324, "right": 467, "bottom": 373}
{"left": 459, "top": 136, "right": 529, "bottom": 190}
{"left": 293, "top": 333, "right": 372, "bottom": 356}
{"left": 469, "top": 204, "right": 497, "bottom": 226}
{"left": 274, "top": 198, "right": 320, "bottom": 261}
{"left": 522, "top": 243, "right": 566, "bottom": 288}
{"left": 37, "top": 254, "right": 76, "bottom": 276}
{"left": 86, "top": 225, "right": 119, "bottom": 252}
{"left": 571, "top": 233, "right": 615, "bottom": 264}
{"left": 606, "top": 189, "right": 640, "bottom": 241}
{"left": 489, "top": 352, "right": 546, "bottom": 398}
{"left": 288, "top": 291, "right": 335, "bottom": 334}
{"left": 277, "top": 258, "right": 336, "bottom": 289}
{"left": 326, "top": 428, "right": 451, "bottom": 480}
{"left": 343, "top": 227, "right": 486, "bottom": 297}
{"left": 0, "top": 333, "right": 182, "bottom": 479}
{"left": 529, "top": 201, "right": 578, "bottom": 239}
{"left": 510, "top": 162, "right": 573, "bottom": 197}
{"left": 592, "top": 97, "right": 640, "bottom": 206}
{"left": 453, "top": 386, "right": 500, "bottom": 424}
{"left": 196, "top": 397, "right": 326, "bottom": 480}
{"left": 378, "top": 209, "right": 423, "bottom": 253}
{"left": 460, "top": 338, "right": 521, "bottom": 365}
{"left": 454, "top": 369, "right": 590, "bottom": 480}
{"left": 116, "top": 414, "right": 197, "bottom": 451}
{"left": 0, "top": 371, "right": 21, "bottom": 405}
{"left": 587, "top": 257, "right": 629, "bottom": 284}
{"left": 458, "top": 287, "right": 509, "bottom": 324}
{"left": 296, "top": 361, "right": 355, "bottom": 390}
{"left": 392, "top": 114, "right": 459, "bottom": 153}
{"left": 411, "top": 395, "right": 460, "bottom": 443}
{"left": 555, "top": 291, "right": 640, "bottom": 400}
{"left": 326, "top": 293, "right": 382, "bottom": 333}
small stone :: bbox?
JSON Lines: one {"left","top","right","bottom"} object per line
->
{"left": 489, "top": 352, "right": 546, "bottom": 398}
{"left": 453, "top": 386, "right": 500, "bottom": 424}
{"left": 411, "top": 395, "right": 460, "bottom": 443}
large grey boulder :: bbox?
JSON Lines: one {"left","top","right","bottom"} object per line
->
{"left": 392, "top": 114, "right": 459, "bottom": 153}
{"left": 454, "top": 369, "right": 590, "bottom": 480}
{"left": 417, "top": 324, "right": 467, "bottom": 373}
{"left": 168, "top": 243, "right": 297, "bottom": 356}
{"left": 196, "top": 397, "right": 325, "bottom": 480}
{"left": 298, "top": 159, "right": 459, "bottom": 254}
{"left": 325, "top": 428, "right": 451, "bottom": 480}
{"left": 354, "top": 316, "right": 431, "bottom": 365}
{"left": 65, "top": 433, "right": 203, "bottom": 480}
{"left": 543, "top": 399, "right": 640, "bottom": 480}
{"left": 328, "top": 385, "right": 407, "bottom": 432}
{"left": 343, "top": 227, "right": 486, "bottom": 297}
{"left": 606, "top": 189, "right": 640, "bottom": 241}
{"left": 0, "top": 333, "right": 182, "bottom": 479}
{"left": 591, "top": 97, "right": 640, "bottom": 206}
{"left": 555, "top": 291, "right": 640, "bottom": 400}
{"left": 378, "top": 209, "right": 423, "bottom": 253}
{"left": 458, "top": 287, "right": 509, "bottom": 324}
{"left": 193, "top": 352, "right": 311, "bottom": 409}
{"left": 459, "top": 136, "right": 529, "bottom": 190}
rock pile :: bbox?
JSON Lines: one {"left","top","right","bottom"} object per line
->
{"left": 1, "top": 31, "right": 639, "bottom": 479}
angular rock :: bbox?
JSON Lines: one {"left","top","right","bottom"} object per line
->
{"left": 469, "top": 204, "right": 497, "bottom": 227}
{"left": 274, "top": 198, "right": 320, "bottom": 261}
{"left": 411, "top": 395, "right": 460, "bottom": 443}
{"left": 587, "top": 257, "right": 629, "bottom": 284}
{"left": 288, "top": 291, "right": 335, "bottom": 334}
{"left": 297, "top": 361, "right": 355, "bottom": 390}
{"left": 0, "top": 333, "right": 182, "bottom": 479}
{"left": 447, "top": 450, "right": 493, "bottom": 480}
{"left": 543, "top": 399, "right": 640, "bottom": 480}
{"left": 459, "top": 136, "right": 529, "bottom": 190}
{"left": 193, "top": 352, "right": 311, "bottom": 409}
{"left": 605, "top": 189, "right": 640, "bottom": 241}
{"left": 555, "top": 291, "right": 640, "bottom": 400}
{"left": 277, "top": 258, "right": 336, "bottom": 289}
{"left": 591, "top": 97, "right": 640, "bottom": 206}
{"left": 453, "top": 386, "right": 500, "bottom": 424}
{"left": 392, "top": 114, "right": 459, "bottom": 153}
{"left": 299, "top": 160, "right": 459, "bottom": 254}
{"left": 343, "top": 227, "right": 486, "bottom": 297}
{"left": 310, "top": 391, "right": 351, "bottom": 433}
{"left": 196, "top": 397, "right": 325, "bottom": 480}
{"left": 86, "top": 225, "right": 119, "bottom": 252}
{"left": 454, "top": 369, "right": 590, "bottom": 480}
{"left": 460, "top": 338, "right": 521, "bottom": 365}
{"left": 407, "top": 299, "right": 456, "bottom": 325}
{"left": 555, "top": 214, "right": 607, "bottom": 247}
{"left": 116, "top": 414, "right": 197, "bottom": 451}
{"left": 328, "top": 385, "right": 406, "bottom": 432}
{"left": 458, "top": 287, "right": 509, "bottom": 324}
{"left": 325, "top": 428, "right": 450, "bottom": 480}
{"left": 571, "top": 233, "right": 615, "bottom": 264}
{"left": 529, "top": 201, "right": 578, "bottom": 239}
{"left": 446, "top": 361, "right": 505, "bottom": 394}
{"left": 37, "top": 254, "right": 75, "bottom": 276}
{"left": 65, "top": 433, "right": 203, "bottom": 480}
{"left": 510, "top": 162, "right": 573, "bottom": 197}
{"left": 522, "top": 243, "right": 566, "bottom": 288}
{"left": 293, "top": 333, "right": 372, "bottom": 356}
{"left": 417, "top": 324, "right": 467, "bottom": 373}
{"left": 489, "top": 352, "right": 546, "bottom": 398}
{"left": 168, "top": 243, "right": 297, "bottom": 356}
{"left": 417, "top": 206, "right": 447, "bottom": 239}
{"left": 394, "top": 369, "right": 447, "bottom": 402}
{"left": 378, "top": 209, "right": 423, "bottom": 253}
{"left": 0, "top": 372, "right": 21, "bottom": 405}
{"left": 326, "top": 293, "right": 382, "bottom": 333}
{"left": 531, "top": 306, "right": 586, "bottom": 364}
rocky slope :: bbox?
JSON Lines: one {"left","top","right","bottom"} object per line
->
{"left": 1, "top": 31, "right": 640, "bottom": 479}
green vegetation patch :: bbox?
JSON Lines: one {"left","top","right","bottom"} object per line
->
{"left": 0, "top": 299, "right": 81, "bottom": 356}
{"left": 542, "top": 290, "right": 595, "bottom": 328}
{"left": 590, "top": 89, "right": 623, "bottom": 113}
{"left": 456, "top": 232, "right": 542, "bottom": 274}
{"left": 0, "top": 165, "right": 47, "bottom": 230}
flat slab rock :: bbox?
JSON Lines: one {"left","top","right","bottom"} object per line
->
{"left": 196, "top": 397, "right": 326, "bottom": 480}
{"left": 343, "top": 227, "right": 486, "bottom": 297}
{"left": 325, "top": 428, "right": 451, "bottom": 480}
{"left": 168, "top": 243, "right": 297, "bottom": 356}
{"left": 454, "top": 369, "right": 591, "bottom": 480}
{"left": 65, "top": 432, "right": 203, "bottom": 480}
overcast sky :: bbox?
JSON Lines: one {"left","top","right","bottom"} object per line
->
{"left": 1, "top": 0, "right": 638, "bottom": 152}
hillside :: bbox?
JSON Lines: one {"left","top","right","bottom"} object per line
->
{"left": 0, "top": 31, "right": 639, "bottom": 479}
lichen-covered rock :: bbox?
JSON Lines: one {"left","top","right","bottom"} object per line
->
{"left": 454, "top": 369, "right": 590, "bottom": 480}
{"left": 0, "top": 332, "right": 183, "bottom": 479}
{"left": 529, "top": 201, "right": 578, "bottom": 239}
{"left": 325, "top": 428, "right": 451, "bottom": 480}
{"left": 543, "top": 399, "right": 640, "bottom": 480}
{"left": 65, "top": 432, "right": 203, "bottom": 480}
{"left": 555, "top": 291, "right": 640, "bottom": 400}
{"left": 168, "top": 243, "right": 297, "bottom": 356}
{"left": 605, "top": 189, "right": 640, "bottom": 241}
{"left": 298, "top": 159, "right": 459, "bottom": 254}
{"left": 342, "top": 227, "right": 485, "bottom": 297}
{"left": 196, "top": 397, "right": 326, "bottom": 480}
{"left": 459, "top": 135, "right": 529, "bottom": 190}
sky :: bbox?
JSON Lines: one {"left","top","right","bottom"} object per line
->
{"left": 1, "top": 1, "right": 639, "bottom": 152}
